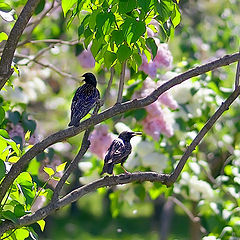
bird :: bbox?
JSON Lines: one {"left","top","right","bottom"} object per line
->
{"left": 68, "top": 73, "right": 100, "bottom": 127}
{"left": 100, "top": 131, "right": 142, "bottom": 175}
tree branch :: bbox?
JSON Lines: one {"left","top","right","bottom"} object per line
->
{"left": 0, "top": 172, "right": 170, "bottom": 235}
{"left": 103, "top": 67, "right": 114, "bottom": 104}
{"left": 169, "top": 197, "right": 207, "bottom": 234}
{"left": 235, "top": 48, "right": 240, "bottom": 89}
{"left": 0, "top": 52, "right": 240, "bottom": 205}
{"left": 1, "top": 77, "right": 240, "bottom": 233}
{"left": 169, "top": 85, "right": 240, "bottom": 184}
{"left": 116, "top": 61, "right": 126, "bottom": 103}
{"left": 0, "top": 0, "right": 41, "bottom": 90}
{"left": 51, "top": 129, "right": 91, "bottom": 202}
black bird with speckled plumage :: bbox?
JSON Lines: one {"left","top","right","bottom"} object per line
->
{"left": 101, "top": 131, "right": 142, "bottom": 175}
{"left": 69, "top": 73, "right": 100, "bottom": 127}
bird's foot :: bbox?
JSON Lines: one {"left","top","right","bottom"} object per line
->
{"left": 121, "top": 165, "right": 131, "bottom": 174}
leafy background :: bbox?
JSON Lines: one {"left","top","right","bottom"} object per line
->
{"left": 0, "top": 0, "right": 240, "bottom": 239}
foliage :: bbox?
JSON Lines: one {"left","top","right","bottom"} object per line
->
{"left": 0, "top": 0, "right": 240, "bottom": 239}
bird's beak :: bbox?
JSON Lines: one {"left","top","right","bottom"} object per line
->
{"left": 132, "top": 132, "right": 142, "bottom": 136}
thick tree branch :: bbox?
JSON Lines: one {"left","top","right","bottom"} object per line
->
{"left": 0, "top": 52, "right": 240, "bottom": 205}
{"left": 51, "top": 129, "right": 91, "bottom": 202}
{"left": 116, "top": 61, "right": 126, "bottom": 103}
{"left": 235, "top": 49, "right": 240, "bottom": 89}
{"left": 1, "top": 79, "right": 240, "bottom": 233}
{"left": 0, "top": 172, "right": 170, "bottom": 235}
{"left": 0, "top": 0, "right": 41, "bottom": 90}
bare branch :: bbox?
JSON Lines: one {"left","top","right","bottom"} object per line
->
{"left": 169, "top": 85, "right": 240, "bottom": 184}
{"left": 0, "top": 0, "right": 41, "bottom": 90}
{"left": 169, "top": 197, "right": 207, "bottom": 234}
{"left": 51, "top": 129, "right": 91, "bottom": 202}
{"left": 15, "top": 53, "right": 80, "bottom": 81}
{"left": 235, "top": 48, "right": 240, "bottom": 89}
{"left": 103, "top": 67, "right": 114, "bottom": 104}
{"left": 0, "top": 172, "right": 170, "bottom": 235}
{"left": 0, "top": 52, "right": 240, "bottom": 205}
{"left": 116, "top": 61, "right": 126, "bottom": 103}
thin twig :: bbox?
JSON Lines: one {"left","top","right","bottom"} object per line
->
{"left": 51, "top": 129, "right": 91, "bottom": 202}
{"left": 169, "top": 86, "right": 240, "bottom": 184}
{"left": 0, "top": 0, "right": 41, "bottom": 89}
{"left": 116, "top": 61, "right": 126, "bottom": 103}
{"left": 15, "top": 53, "right": 80, "bottom": 81}
{"left": 103, "top": 67, "right": 114, "bottom": 104}
{"left": 0, "top": 52, "right": 240, "bottom": 205}
{"left": 235, "top": 48, "right": 240, "bottom": 89}
{"left": 169, "top": 197, "right": 207, "bottom": 234}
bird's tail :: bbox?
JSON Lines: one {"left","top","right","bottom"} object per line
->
{"left": 68, "top": 120, "right": 79, "bottom": 127}
{"left": 100, "top": 163, "right": 114, "bottom": 175}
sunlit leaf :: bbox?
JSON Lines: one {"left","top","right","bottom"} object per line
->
{"left": 0, "top": 159, "right": 5, "bottom": 182}
{"left": 37, "top": 219, "right": 45, "bottom": 232}
{"left": 0, "top": 32, "right": 7, "bottom": 43}
{"left": 61, "top": 0, "right": 78, "bottom": 16}
{"left": 43, "top": 167, "right": 55, "bottom": 177}
{"left": 56, "top": 162, "right": 67, "bottom": 172}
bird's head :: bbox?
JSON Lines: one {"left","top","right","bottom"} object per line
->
{"left": 82, "top": 72, "right": 97, "bottom": 87}
{"left": 118, "top": 131, "right": 142, "bottom": 141}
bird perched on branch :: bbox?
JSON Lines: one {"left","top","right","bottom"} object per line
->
{"left": 69, "top": 72, "right": 100, "bottom": 127}
{"left": 101, "top": 131, "right": 142, "bottom": 175}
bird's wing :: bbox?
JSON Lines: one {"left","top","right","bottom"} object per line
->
{"left": 71, "top": 84, "right": 99, "bottom": 121}
{"left": 104, "top": 139, "right": 126, "bottom": 164}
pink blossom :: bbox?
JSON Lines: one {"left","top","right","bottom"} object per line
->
{"left": 154, "top": 44, "right": 173, "bottom": 69}
{"left": 158, "top": 92, "right": 178, "bottom": 110}
{"left": 77, "top": 49, "right": 95, "bottom": 68}
{"left": 139, "top": 43, "right": 173, "bottom": 78}
{"left": 89, "top": 124, "right": 115, "bottom": 159}
{"left": 143, "top": 114, "right": 174, "bottom": 140}
{"left": 8, "top": 124, "right": 25, "bottom": 141}
{"left": 8, "top": 123, "right": 39, "bottom": 145}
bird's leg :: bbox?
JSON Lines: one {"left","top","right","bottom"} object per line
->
{"left": 120, "top": 165, "right": 130, "bottom": 174}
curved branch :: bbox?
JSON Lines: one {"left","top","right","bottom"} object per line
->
{"left": 51, "top": 129, "right": 91, "bottom": 202}
{"left": 1, "top": 82, "right": 240, "bottom": 233}
{"left": 0, "top": 0, "right": 41, "bottom": 89}
{"left": 0, "top": 52, "right": 240, "bottom": 204}
{"left": 0, "top": 172, "right": 170, "bottom": 235}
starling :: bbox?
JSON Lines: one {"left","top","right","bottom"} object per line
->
{"left": 69, "top": 73, "right": 100, "bottom": 127}
{"left": 101, "top": 131, "right": 142, "bottom": 175}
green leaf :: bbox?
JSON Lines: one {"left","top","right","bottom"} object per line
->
{"left": 0, "top": 32, "right": 7, "bottom": 43}
{"left": 8, "top": 156, "right": 19, "bottom": 163}
{"left": 27, "top": 158, "right": 40, "bottom": 176}
{"left": 16, "top": 172, "right": 33, "bottom": 184}
{"left": 25, "top": 130, "right": 31, "bottom": 142}
{"left": 8, "top": 111, "right": 21, "bottom": 125}
{"left": 2, "top": 210, "right": 18, "bottom": 223}
{"left": 0, "top": 2, "right": 12, "bottom": 12}
{"left": 111, "top": 30, "right": 124, "bottom": 46}
{"left": 137, "top": 0, "right": 151, "bottom": 12}
{"left": 104, "top": 51, "right": 117, "bottom": 69}
{"left": 37, "top": 219, "right": 45, "bottom": 232}
{"left": 0, "top": 129, "right": 9, "bottom": 138}
{"left": 0, "top": 136, "right": 21, "bottom": 156}
{"left": 119, "top": 0, "right": 137, "bottom": 14}
{"left": 171, "top": 3, "right": 181, "bottom": 28}
{"left": 61, "top": 0, "right": 78, "bottom": 16}
{"left": 14, "top": 228, "right": 29, "bottom": 240}
{"left": 0, "top": 159, "right": 5, "bottom": 182}
{"left": 34, "top": 0, "right": 45, "bottom": 15}
{"left": 124, "top": 108, "right": 147, "bottom": 121}
{"left": 14, "top": 204, "right": 26, "bottom": 217}
{"left": 155, "top": 0, "right": 174, "bottom": 23}
{"left": 117, "top": 45, "right": 132, "bottom": 63}
{"left": 146, "top": 37, "right": 158, "bottom": 59}
{"left": 132, "top": 53, "right": 142, "bottom": 67}
{"left": 56, "top": 162, "right": 67, "bottom": 172}
{"left": 134, "top": 185, "right": 146, "bottom": 201}
{"left": 0, "top": 106, "right": 5, "bottom": 124}
{"left": 43, "top": 167, "right": 55, "bottom": 177}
